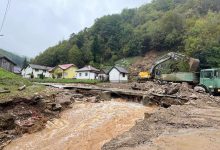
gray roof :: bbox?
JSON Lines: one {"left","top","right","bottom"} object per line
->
{"left": 76, "top": 65, "right": 100, "bottom": 72}
{"left": 0, "top": 55, "right": 16, "bottom": 65}
{"left": 29, "top": 64, "right": 52, "bottom": 71}
{"left": 112, "top": 66, "right": 129, "bottom": 74}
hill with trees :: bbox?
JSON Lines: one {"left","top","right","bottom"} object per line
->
{"left": 32, "top": 0, "right": 220, "bottom": 69}
{"left": 0, "top": 49, "right": 26, "bottom": 67}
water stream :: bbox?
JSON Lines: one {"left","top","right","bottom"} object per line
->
{"left": 4, "top": 100, "right": 154, "bottom": 150}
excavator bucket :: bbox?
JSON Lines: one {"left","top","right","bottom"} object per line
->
{"left": 189, "top": 58, "right": 200, "bottom": 72}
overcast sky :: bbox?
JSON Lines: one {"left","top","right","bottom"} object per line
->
{"left": 0, "top": 0, "right": 150, "bottom": 57}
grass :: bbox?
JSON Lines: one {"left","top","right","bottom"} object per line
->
{"left": 0, "top": 68, "right": 45, "bottom": 101}
{"left": 31, "top": 78, "right": 100, "bottom": 84}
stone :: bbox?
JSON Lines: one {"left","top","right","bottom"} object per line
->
{"left": 72, "top": 94, "right": 84, "bottom": 99}
{"left": 52, "top": 103, "right": 62, "bottom": 111}
{"left": 189, "top": 94, "right": 198, "bottom": 100}
{"left": 194, "top": 86, "right": 206, "bottom": 93}
{"left": 99, "top": 91, "right": 111, "bottom": 101}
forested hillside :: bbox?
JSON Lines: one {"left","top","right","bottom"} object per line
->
{"left": 0, "top": 49, "right": 25, "bottom": 67}
{"left": 32, "top": 0, "right": 220, "bottom": 69}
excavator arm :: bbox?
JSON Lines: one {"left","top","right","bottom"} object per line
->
{"left": 149, "top": 52, "right": 200, "bottom": 79}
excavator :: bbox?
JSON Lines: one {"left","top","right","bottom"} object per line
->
{"left": 138, "top": 52, "right": 220, "bottom": 94}
{"left": 138, "top": 52, "right": 200, "bottom": 82}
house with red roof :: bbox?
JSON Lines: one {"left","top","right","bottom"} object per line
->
{"left": 50, "top": 64, "right": 78, "bottom": 79}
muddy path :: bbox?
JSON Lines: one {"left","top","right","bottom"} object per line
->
{"left": 4, "top": 100, "right": 155, "bottom": 150}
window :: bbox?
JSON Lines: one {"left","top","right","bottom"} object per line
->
{"left": 35, "top": 69, "right": 39, "bottom": 72}
{"left": 202, "top": 71, "right": 213, "bottom": 78}
{"left": 85, "top": 73, "right": 88, "bottom": 76}
{"left": 214, "top": 70, "right": 220, "bottom": 78}
{"left": 122, "top": 73, "right": 126, "bottom": 77}
{"left": 64, "top": 73, "right": 68, "bottom": 77}
{"left": 79, "top": 73, "right": 82, "bottom": 76}
{"left": 43, "top": 70, "right": 46, "bottom": 73}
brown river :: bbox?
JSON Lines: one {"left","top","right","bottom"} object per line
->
{"left": 4, "top": 100, "right": 154, "bottom": 150}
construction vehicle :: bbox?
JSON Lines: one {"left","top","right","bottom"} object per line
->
{"left": 138, "top": 52, "right": 200, "bottom": 81}
{"left": 138, "top": 52, "right": 220, "bottom": 94}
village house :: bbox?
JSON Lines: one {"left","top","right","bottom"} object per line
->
{"left": 0, "top": 55, "right": 16, "bottom": 72}
{"left": 51, "top": 64, "right": 78, "bottom": 79}
{"left": 109, "top": 66, "right": 129, "bottom": 83}
{"left": 22, "top": 64, "right": 52, "bottom": 78}
{"left": 76, "top": 65, "right": 100, "bottom": 80}
{"left": 97, "top": 69, "right": 109, "bottom": 81}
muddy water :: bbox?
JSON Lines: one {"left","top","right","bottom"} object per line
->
{"left": 5, "top": 100, "right": 154, "bottom": 150}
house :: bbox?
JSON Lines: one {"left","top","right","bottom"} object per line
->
{"left": 0, "top": 55, "right": 16, "bottom": 72}
{"left": 22, "top": 64, "right": 52, "bottom": 78}
{"left": 51, "top": 64, "right": 78, "bottom": 79}
{"left": 76, "top": 65, "right": 100, "bottom": 80}
{"left": 97, "top": 69, "right": 109, "bottom": 81}
{"left": 109, "top": 66, "right": 129, "bottom": 83}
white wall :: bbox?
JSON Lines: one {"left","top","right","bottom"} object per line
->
{"left": 22, "top": 66, "right": 51, "bottom": 78}
{"left": 109, "top": 68, "right": 128, "bottom": 83}
{"left": 76, "top": 71, "right": 97, "bottom": 80}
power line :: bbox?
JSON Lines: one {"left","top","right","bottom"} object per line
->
{"left": 0, "top": 0, "right": 11, "bottom": 34}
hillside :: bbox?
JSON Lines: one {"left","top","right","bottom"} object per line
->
{"left": 32, "top": 0, "right": 220, "bottom": 69}
{"left": 0, "top": 49, "right": 25, "bottom": 67}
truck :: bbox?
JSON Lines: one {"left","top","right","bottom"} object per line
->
{"left": 138, "top": 52, "right": 220, "bottom": 94}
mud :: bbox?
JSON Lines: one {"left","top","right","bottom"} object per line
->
{"left": 4, "top": 100, "right": 155, "bottom": 150}
{"left": 102, "top": 95, "right": 220, "bottom": 150}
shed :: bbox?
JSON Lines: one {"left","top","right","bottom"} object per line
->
{"left": 76, "top": 65, "right": 100, "bottom": 80}
{"left": 109, "top": 66, "right": 129, "bottom": 83}
{"left": 0, "top": 55, "right": 16, "bottom": 72}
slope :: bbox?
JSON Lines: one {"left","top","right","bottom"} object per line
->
{"left": 32, "top": 0, "right": 220, "bottom": 69}
{"left": 0, "top": 49, "right": 25, "bottom": 67}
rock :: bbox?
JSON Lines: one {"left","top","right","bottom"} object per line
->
{"left": 190, "top": 94, "right": 198, "bottom": 100}
{"left": 0, "top": 113, "right": 15, "bottom": 130}
{"left": 72, "top": 94, "right": 84, "bottom": 99}
{"left": 52, "top": 103, "right": 62, "bottom": 111}
{"left": 194, "top": 86, "right": 206, "bottom": 93}
{"left": 99, "top": 91, "right": 111, "bottom": 101}
{"left": 87, "top": 97, "right": 99, "bottom": 103}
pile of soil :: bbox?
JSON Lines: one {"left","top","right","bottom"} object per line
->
{"left": 102, "top": 84, "right": 220, "bottom": 150}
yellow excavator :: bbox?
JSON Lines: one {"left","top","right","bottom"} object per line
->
{"left": 138, "top": 52, "right": 200, "bottom": 82}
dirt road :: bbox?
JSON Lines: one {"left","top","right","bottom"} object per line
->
{"left": 4, "top": 100, "right": 154, "bottom": 150}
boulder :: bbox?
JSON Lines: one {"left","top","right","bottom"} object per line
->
{"left": 194, "top": 86, "right": 206, "bottom": 93}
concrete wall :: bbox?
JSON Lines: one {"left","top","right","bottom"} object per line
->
{"left": 76, "top": 71, "right": 97, "bottom": 80}
{"left": 109, "top": 68, "right": 128, "bottom": 83}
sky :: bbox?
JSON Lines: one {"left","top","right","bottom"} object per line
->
{"left": 0, "top": 0, "right": 150, "bottom": 57}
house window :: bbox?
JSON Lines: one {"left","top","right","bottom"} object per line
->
{"left": 43, "top": 70, "right": 46, "bottom": 73}
{"left": 122, "top": 73, "right": 126, "bottom": 77}
{"left": 79, "top": 73, "right": 82, "bottom": 76}
{"left": 35, "top": 69, "right": 39, "bottom": 72}
{"left": 64, "top": 73, "right": 68, "bottom": 77}
{"left": 85, "top": 73, "right": 88, "bottom": 76}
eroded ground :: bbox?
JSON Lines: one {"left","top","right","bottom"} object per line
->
{"left": 4, "top": 100, "right": 155, "bottom": 150}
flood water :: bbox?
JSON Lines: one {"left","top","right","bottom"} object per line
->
{"left": 4, "top": 100, "right": 154, "bottom": 150}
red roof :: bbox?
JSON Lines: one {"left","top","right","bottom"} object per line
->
{"left": 58, "top": 64, "right": 76, "bottom": 70}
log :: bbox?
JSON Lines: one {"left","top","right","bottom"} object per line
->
{"left": 0, "top": 90, "right": 10, "bottom": 94}
{"left": 18, "top": 85, "right": 26, "bottom": 91}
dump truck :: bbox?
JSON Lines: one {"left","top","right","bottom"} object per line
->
{"left": 138, "top": 52, "right": 220, "bottom": 94}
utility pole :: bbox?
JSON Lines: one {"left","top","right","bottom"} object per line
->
{"left": 0, "top": 35, "right": 4, "bottom": 36}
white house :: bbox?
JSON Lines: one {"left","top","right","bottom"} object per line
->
{"left": 109, "top": 66, "right": 129, "bottom": 83}
{"left": 76, "top": 65, "right": 100, "bottom": 80}
{"left": 22, "top": 64, "right": 52, "bottom": 78}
